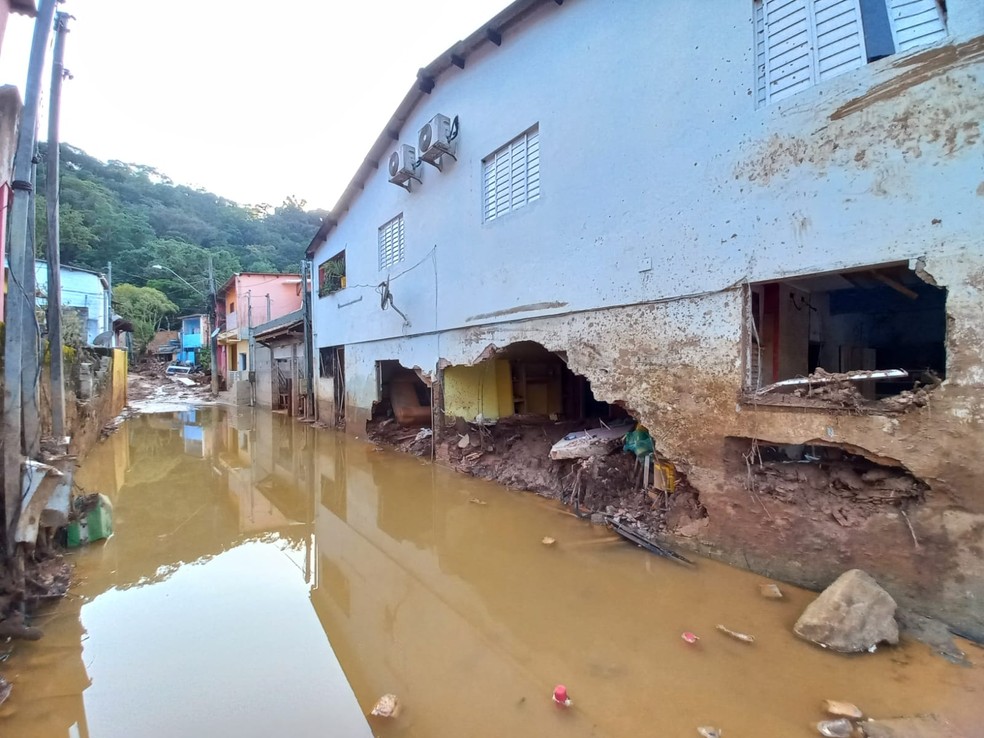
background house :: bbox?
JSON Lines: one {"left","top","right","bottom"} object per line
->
{"left": 177, "top": 314, "right": 208, "bottom": 365}
{"left": 216, "top": 272, "right": 304, "bottom": 402}
{"left": 307, "top": 0, "right": 984, "bottom": 639}
{"left": 31, "top": 261, "right": 110, "bottom": 344}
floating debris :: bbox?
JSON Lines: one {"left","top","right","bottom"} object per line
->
{"left": 816, "top": 718, "right": 853, "bottom": 737}
{"left": 760, "top": 583, "right": 784, "bottom": 599}
{"left": 681, "top": 631, "right": 700, "bottom": 644}
{"left": 822, "top": 700, "right": 863, "bottom": 719}
{"left": 552, "top": 684, "right": 572, "bottom": 707}
{"left": 468, "top": 498, "right": 487, "bottom": 506}
{"left": 541, "top": 536, "right": 557, "bottom": 546}
{"left": 370, "top": 693, "right": 401, "bottom": 718}
{"left": 697, "top": 728, "right": 722, "bottom": 738}
{"left": 716, "top": 624, "right": 755, "bottom": 644}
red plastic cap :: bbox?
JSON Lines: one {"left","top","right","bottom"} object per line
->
{"left": 553, "top": 685, "right": 569, "bottom": 703}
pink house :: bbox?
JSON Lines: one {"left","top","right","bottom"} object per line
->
{"left": 215, "top": 272, "right": 304, "bottom": 392}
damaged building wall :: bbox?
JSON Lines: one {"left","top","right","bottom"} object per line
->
{"left": 311, "top": 0, "right": 984, "bottom": 637}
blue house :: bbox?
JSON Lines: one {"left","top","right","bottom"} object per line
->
{"left": 177, "top": 314, "right": 208, "bottom": 365}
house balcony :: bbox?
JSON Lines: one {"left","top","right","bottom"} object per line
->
{"left": 182, "top": 333, "right": 204, "bottom": 349}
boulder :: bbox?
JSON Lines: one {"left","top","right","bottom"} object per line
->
{"left": 794, "top": 569, "right": 899, "bottom": 652}
{"left": 862, "top": 715, "right": 962, "bottom": 738}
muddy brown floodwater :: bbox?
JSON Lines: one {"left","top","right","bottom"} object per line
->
{"left": 1, "top": 407, "right": 982, "bottom": 737}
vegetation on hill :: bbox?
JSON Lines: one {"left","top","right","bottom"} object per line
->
{"left": 35, "top": 143, "right": 327, "bottom": 318}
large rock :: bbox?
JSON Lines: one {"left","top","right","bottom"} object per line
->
{"left": 794, "top": 569, "right": 899, "bottom": 652}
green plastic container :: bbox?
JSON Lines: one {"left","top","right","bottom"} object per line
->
{"left": 66, "top": 494, "right": 114, "bottom": 548}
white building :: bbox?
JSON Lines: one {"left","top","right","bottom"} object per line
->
{"left": 32, "top": 261, "right": 110, "bottom": 344}
{"left": 308, "top": 0, "right": 984, "bottom": 637}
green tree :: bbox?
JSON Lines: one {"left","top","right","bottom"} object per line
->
{"left": 113, "top": 284, "right": 178, "bottom": 354}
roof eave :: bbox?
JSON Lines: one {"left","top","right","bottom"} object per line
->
{"left": 304, "top": 0, "right": 559, "bottom": 259}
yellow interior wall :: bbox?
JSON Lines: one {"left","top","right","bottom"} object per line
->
{"left": 444, "top": 361, "right": 513, "bottom": 421}
{"left": 495, "top": 360, "right": 513, "bottom": 419}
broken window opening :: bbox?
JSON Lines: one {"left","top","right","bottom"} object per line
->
{"left": 372, "top": 359, "right": 432, "bottom": 428}
{"left": 745, "top": 264, "right": 946, "bottom": 408}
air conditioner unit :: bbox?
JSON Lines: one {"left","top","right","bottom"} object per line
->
{"left": 388, "top": 144, "right": 421, "bottom": 190}
{"left": 418, "top": 113, "right": 457, "bottom": 170}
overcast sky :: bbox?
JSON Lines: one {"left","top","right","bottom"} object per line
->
{"left": 0, "top": 0, "right": 512, "bottom": 210}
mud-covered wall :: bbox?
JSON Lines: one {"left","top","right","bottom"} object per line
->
{"left": 316, "top": 1, "right": 984, "bottom": 637}
{"left": 341, "top": 250, "right": 984, "bottom": 637}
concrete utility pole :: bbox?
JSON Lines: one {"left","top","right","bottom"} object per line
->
{"left": 208, "top": 254, "right": 218, "bottom": 396}
{"left": 22, "top": 148, "right": 40, "bottom": 459}
{"left": 301, "top": 260, "right": 315, "bottom": 419}
{"left": 46, "top": 11, "right": 71, "bottom": 439}
{"left": 3, "top": 0, "right": 57, "bottom": 554}
{"left": 106, "top": 261, "right": 114, "bottom": 347}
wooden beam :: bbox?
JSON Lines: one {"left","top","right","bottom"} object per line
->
{"left": 870, "top": 271, "right": 918, "bottom": 299}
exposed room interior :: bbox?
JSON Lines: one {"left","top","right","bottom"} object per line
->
{"left": 443, "top": 341, "right": 627, "bottom": 424}
{"left": 747, "top": 263, "right": 947, "bottom": 398}
{"left": 373, "top": 359, "right": 432, "bottom": 427}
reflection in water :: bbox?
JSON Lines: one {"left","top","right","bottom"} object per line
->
{"left": 2, "top": 408, "right": 983, "bottom": 738}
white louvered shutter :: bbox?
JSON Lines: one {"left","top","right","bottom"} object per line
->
{"left": 888, "top": 0, "right": 946, "bottom": 52}
{"left": 482, "top": 127, "right": 540, "bottom": 222}
{"left": 754, "top": 1, "right": 768, "bottom": 108}
{"left": 763, "top": 0, "right": 815, "bottom": 103}
{"left": 813, "top": 0, "right": 866, "bottom": 80}
{"left": 378, "top": 215, "right": 405, "bottom": 270}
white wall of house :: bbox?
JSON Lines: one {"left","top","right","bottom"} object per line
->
{"left": 312, "top": 0, "right": 984, "bottom": 365}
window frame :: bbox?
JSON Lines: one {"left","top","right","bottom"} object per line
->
{"left": 378, "top": 214, "right": 405, "bottom": 271}
{"left": 318, "top": 250, "right": 346, "bottom": 298}
{"left": 482, "top": 125, "right": 541, "bottom": 223}
{"left": 753, "top": 0, "right": 947, "bottom": 108}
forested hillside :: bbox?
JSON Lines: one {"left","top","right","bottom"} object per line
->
{"left": 35, "top": 143, "right": 328, "bottom": 316}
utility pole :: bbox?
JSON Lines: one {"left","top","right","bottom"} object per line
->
{"left": 246, "top": 290, "right": 255, "bottom": 406}
{"left": 301, "top": 260, "right": 315, "bottom": 419}
{"left": 3, "top": 0, "right": 57, "bottom": 555}
{"left": 46, "top": 12, "right": 71, "bottom": 440}
{"left": 208, "top": 254, "right": 218, "bottom": 396}
{"left": 22, "top": 147, "right": 40, "bottom": 459}
{"left": 106, "top": 261, "right": 114, "bottom": 347}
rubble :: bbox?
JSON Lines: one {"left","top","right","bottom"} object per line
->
{"left": 370, "top": 693, "right": 401, "bottom": 718}
{"left": 861, "top": 715, "right": 961, "bottom": 738}
{"left": 824, "top": 700, "right": 864, "bottom": 720}
{"left": 794, "top": 569, "right": 900, "bottom": 653}
{"left": 760, "top": 583, "right": 784, "bottom": 599}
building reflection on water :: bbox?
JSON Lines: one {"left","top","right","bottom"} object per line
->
{"left": 6, "top": 407, "right": 983, "bottom": 738}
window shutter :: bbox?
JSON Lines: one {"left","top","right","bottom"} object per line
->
{"left": 482, "top": 127, "right": 540, "bottom": 222}
{"left": 888, "top": 0, "right": 946, "bottom": 52}
{"left": 755, "top": 1, "right": 768, "bottom": 108}
{"left": 763, "top": 0, "right": 816, "bottom": 103}
{"left": 526, "top": 129, "right": 540, "bottom": 202}
{"left": 813, "top": 0, "right": 866, "bottom": 80}
{"left": 378, "top": 215, "right": 405, "bottom": 270}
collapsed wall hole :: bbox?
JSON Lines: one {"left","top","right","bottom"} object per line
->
{"left": 371, "top": 359, "right": 432, "bottom": 428}
{"left": 728, "top": 437, "right": 929, "bottom": 526}
{"left": 747, "top": 262, "right": 946, "bottom": 407}
{"left": 444, "top": 340, "right": 629, "bottom": 424}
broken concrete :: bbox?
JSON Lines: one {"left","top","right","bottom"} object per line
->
{"left": 794, "top": 569, "right": 900, "bottom": 653}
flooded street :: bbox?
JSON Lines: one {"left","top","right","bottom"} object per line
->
{"left": 2, "top": 408, "right": 982, "bottom": 737}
